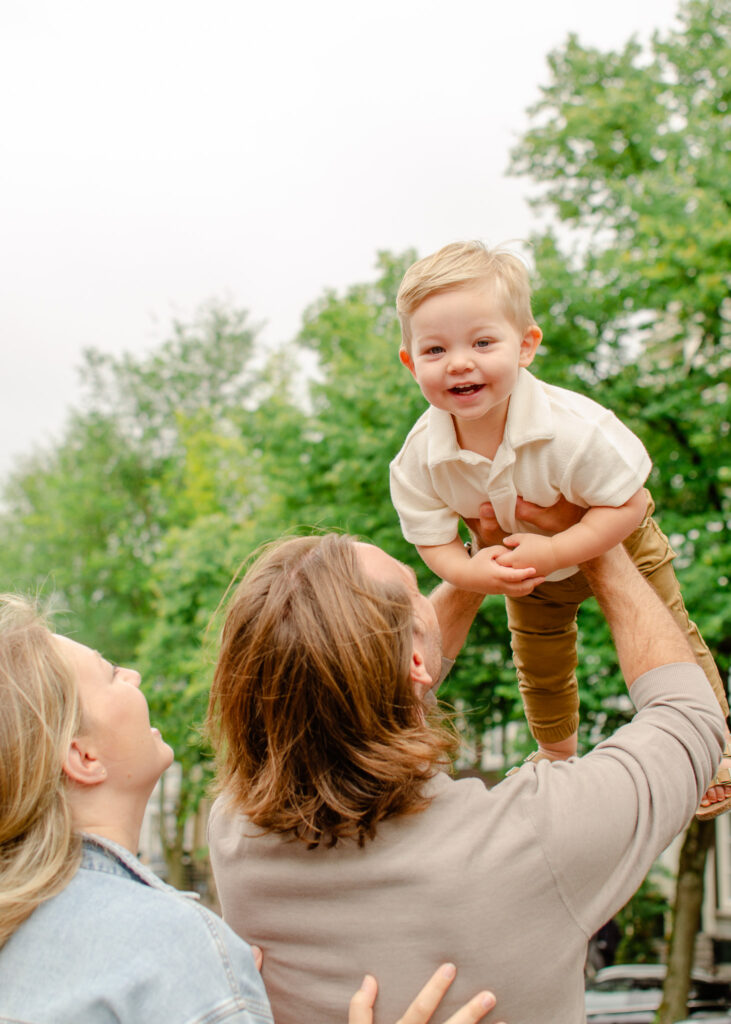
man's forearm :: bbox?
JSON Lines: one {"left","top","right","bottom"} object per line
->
{"left": 581, "top": 544, "right": 695, "bottom": 686}
{"left": 429, "top": 581, "right": 484, "bottom": 662}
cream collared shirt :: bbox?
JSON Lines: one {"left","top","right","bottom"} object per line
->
{"left": 390, "top": 369, "right": 652, "bottom": 581}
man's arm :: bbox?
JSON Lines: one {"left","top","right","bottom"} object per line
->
{"left": 515, "top": 543, "right": 724, "bottom": 939}
{"left": 580, "top": 543, "right": 696, "bottom": 683}
{"left": 429, "top": 581, "right": 485, "bottom": 663}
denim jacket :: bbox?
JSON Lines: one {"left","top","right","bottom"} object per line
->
{"left": 0, "top": 835, "right": 273, "bottom": 1024}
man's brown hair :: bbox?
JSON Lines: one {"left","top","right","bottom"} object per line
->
{"left": 207, "top": 534, "right": 456, "bottom": 847}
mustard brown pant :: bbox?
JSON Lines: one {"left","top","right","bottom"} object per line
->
{"left": 505, "top": 494, "right": 728, "bottom": 744}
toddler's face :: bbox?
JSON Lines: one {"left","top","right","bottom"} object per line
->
{"left": 401, "top": 282, "right": 541, "bottom": 434}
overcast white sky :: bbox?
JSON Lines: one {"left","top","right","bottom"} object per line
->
{"left": 1, "top": 0, "right": 682, "bottom": 483}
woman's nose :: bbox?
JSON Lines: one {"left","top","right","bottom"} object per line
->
{"left": 123, "top": 668, "right": 142, "bottom": 688}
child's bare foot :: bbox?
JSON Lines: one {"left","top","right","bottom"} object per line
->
{"left": 697, "top": 737, "right": 731, "bottom": 820}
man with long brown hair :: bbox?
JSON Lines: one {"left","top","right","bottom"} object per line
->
{"left": 207, "top": 515, "right": 724, "bottom": 1024}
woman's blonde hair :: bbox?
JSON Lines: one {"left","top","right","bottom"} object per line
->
{"left": 207, "top": 534, "right": 457, "bottom": 847}
{"left": 0, "top": 596, "right": 82, "bottom": 948}
{"left": 397, "top": 240, "right": 535, "bottom": 353}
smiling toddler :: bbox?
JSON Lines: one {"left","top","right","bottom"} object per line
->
{"left": 389, "top": 241, "right": 731, "bottom": 816}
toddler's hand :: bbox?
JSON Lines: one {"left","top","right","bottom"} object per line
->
{"left": 498, "top": 534, "right": 558, "bottom": 578}
{"left": 468, "top": 545, "right": 544, "bottom": 597}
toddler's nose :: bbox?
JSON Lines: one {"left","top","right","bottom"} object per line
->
{"left": 448, "top": 350, "right": 474, "bottom": 373}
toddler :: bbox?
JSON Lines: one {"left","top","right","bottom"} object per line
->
{"left": 390, "top": 241, "right": 730, "bottom": 818}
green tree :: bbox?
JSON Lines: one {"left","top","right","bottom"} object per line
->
{"left": 0, "top": 302, "right": 265, "bottom": 657}
{"left": 0, "top": 302, "right": 307, "bottom": 884}
{"left": 291, "top": 249, "right": 422, "bottom": 546}
{"left": 510, "top": 1, "right": 730, "bottom": 1017}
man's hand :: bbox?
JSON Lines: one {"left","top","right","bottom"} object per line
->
{"left": 463, "top": 496, "right": 585, "bottom": 551}
{"left": 513, "top": 495, "right": 585, "bottom": 534}
{"left": 462, "top": 502, "right": 505, "bottom": 548}
{"left": 348, "top": 963, "right": 500, "bottom": 1024}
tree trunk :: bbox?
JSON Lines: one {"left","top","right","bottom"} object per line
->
{"left": 655, "top": 818, "right": 715, "bottom": 1024}
{"left": 157, "top": 770, "right": 189, "bottom": 891}
{"left": 163, "top": 817, "right": 187, "bottom": 891}
{"left": 194, "top": 800, "right": 220, "bottom": 913}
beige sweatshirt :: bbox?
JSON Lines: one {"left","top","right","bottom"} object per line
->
{"left": 209, "top": 663, "right": 723, "bottom": 1024}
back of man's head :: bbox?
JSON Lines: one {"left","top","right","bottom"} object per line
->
{"left": 207, "top": 533, "right": 455, "bottom": 846}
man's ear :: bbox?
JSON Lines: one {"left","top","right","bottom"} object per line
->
{"left": 519, "top": 325, "right": 542, "bottom": 368}
{"left": 410, "top": 649, "right": 433, "bottom": 688}
{"left": 399, "top": 348, "right": 416, "bottom": 376}
{"left": 62, "top": 739, "right": 106, "bottom": 787}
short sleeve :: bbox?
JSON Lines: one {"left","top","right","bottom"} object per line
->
{"left": 389, "top": 458, "right": 460, "bottom": 545}
{"left": 559, "top": 412, "right": 651, "bottom": 507}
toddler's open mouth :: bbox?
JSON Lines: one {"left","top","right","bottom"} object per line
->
{"left": 449, "top": 384, "right": 484, "bottom": 395}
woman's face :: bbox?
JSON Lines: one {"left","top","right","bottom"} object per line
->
{"left": 55, "top": 635, "right": 174, "bottom": 793}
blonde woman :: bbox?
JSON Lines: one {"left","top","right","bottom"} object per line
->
{"left": 0, "top": 596, "right": 498, "bottom": 1024}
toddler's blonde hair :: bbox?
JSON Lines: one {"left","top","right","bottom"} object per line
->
{"left": 397, "top": 241, "right": 535, "bottom": 353}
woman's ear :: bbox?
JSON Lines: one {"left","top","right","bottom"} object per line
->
{"left": 62, "top": 739, "right": 107, "bottom": 787}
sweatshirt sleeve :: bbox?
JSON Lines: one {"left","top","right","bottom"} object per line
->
{"left": 514, "top": 663, "right": 724, "bottom": 937}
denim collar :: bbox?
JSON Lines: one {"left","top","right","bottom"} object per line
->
{"left": 80, "top": 833, "right": 200, "bottom": 900}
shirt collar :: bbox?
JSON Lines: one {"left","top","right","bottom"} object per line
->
{"left": 505, "top": 368, "right": 555, "bottom": 447}
{"left": 426, "top": 369, "right": 554, "bottom": 467}
{"left": 80, "top": 833, "right": 200, "bottom": 899}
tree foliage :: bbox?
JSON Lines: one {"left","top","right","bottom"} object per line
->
{"left": 510, "top": 0, "right": 730, "bottom": 1014}
{"left": 512, "top": 0, "right": 730, "bottom": 671}
{"left": 0, "top": 302, "right": 307, "bottom": 880}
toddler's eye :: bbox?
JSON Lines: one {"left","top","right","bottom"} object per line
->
{"left": 425, "top": 346, "right": 444, "bottom": 355}
{"left": 475, "top": 339, "right": 491, "bottom": 348}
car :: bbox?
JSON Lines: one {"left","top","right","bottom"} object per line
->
{"left": 675, "top": 1016, "right": 731, "bottom": 1023}
{"left": 585, "top": 964, "right": 731, "bottom": 1023}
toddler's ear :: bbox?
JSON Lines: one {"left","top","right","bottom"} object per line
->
{"left": 399, "top": 348, "right": 416, "bottom": 374}
{"left": 519, "top": 326, "right": 542, "bottom": 367}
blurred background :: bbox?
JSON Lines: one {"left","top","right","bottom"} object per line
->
{"left": 2, "top": 3, "right": 729, "bottom": 1020}
{"left": 2, "top": 0, "right": 682, "bottom": 477}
